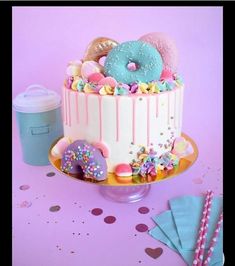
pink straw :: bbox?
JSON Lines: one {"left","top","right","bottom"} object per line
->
{"left": 203, "top": 212, "right": 223, "bottom": 266}
{"left": 192, "top": 190, "right": 214, "bottom": 266}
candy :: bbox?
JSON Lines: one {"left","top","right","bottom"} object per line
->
{"left": 83, "top": 37, "right": 119, "bottom": 62}
{"left": 98, "top": 77, "right": 118, "bottom": 88}
{"left": 88, "top": 72, "right": 105, "bottom": 84}
{"left": 83, "top": 83, "right": 97, "bottom": 94}
{"left": 66, "top": 60, "right": 82, "bottom": 77}
{"left": 51, "top": 137, "right": 72, "bottom": 158}
{"left": 81, "top": 61, "right": 104, "bottom": 79}
{"left": 139, "top": 83, "right": 149, "bottom": 93}
{"left": 171, "top": 137, "right": 194, "bottom": 158}
{"left": 160, "top": 69, "right": 173, "bottom": 81}
{"left": 115, "top": 164, "right": 132, "bottom": 177}
{"left": 99, "top": 85, "right": 114, "bottom": 95}
{"left": 114, "top": 84, "right": 130, "bottom": 95}
{"left": 71, "top": 77, "right": 82, "bottom": 91}
{"left": 130, "top": 82, "right": 139, "bottom": 93}
{"left": 148, "top": 82, "right": 157, "bottom": 93}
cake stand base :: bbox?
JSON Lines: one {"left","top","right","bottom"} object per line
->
{"left": 99, "top": 184, "right": 151, "bottom": 203}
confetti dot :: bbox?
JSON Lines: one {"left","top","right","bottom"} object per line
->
{"left": 104, "top": 216, "right": 116, "bottom": 224}
{"left": 20, "top": 201, "right": 32, "bottom": 208}
{"left": 19, "top": 185, "right": 30, "bottom": 191}
{"left": 49, "top": 205, "right": 61, "bottom": 212}
{"left": 138, "top": 207, "right": 150, "bottom": 214}
{"left": 193, "top": 178, "right": 203, "bottom": 184}
{"left": 91, "top": 208, "right": 103, "bottom": 216}
{"left": 46, "top": 172, "right": 55, "bottom": 177}
{"left": 135, "top": 224, "right": 148, "bottom": 232}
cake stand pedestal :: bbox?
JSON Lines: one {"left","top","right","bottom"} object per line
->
{"left": 49, "top": 133, "right": 198, "bottom": 203}
{"left": 99, "top": 184, "right": 151, "bottom": 203}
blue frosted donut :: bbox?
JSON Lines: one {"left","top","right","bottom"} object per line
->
{"left": 104, "top": 40, "right": 163, "bottom": 84}
{"left": 61, "top": 140, "right": 107, "bottom": 181}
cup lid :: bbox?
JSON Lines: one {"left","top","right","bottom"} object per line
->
{"left": 13, "top": 84, "right": 61, "bottom": 113}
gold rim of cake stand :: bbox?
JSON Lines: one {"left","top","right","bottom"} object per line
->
{"left": 48, "top": 133, "right": 198, "bottom": 187}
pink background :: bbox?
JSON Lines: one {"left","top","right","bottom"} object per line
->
{"left": 13, "top": 7, "right": 223, "bottom": 266}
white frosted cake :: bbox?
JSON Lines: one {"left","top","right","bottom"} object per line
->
{"left": 52, "top": 33, "right": 193, "bottom": 183}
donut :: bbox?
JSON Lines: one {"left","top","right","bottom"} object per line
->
{"left": 61, "top": 140, "right": 107, "bottom": 181}
{"left": 104, "top": 40, "right": 163, "bottom": 84}
{"left": 83, "top": 37, "right": 119, "bottom": 63}
{"left": 139, "top": 32, "right": 178, "bottom": 72}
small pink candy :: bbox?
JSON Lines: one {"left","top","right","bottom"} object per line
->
{"left": 160, "top": 69, "right": 173, "bottom": 80}
{"left": 98, "top": 77, "right": 117, "bottom": 88}
{"left": 127, "top": 62, "right": 137, "bottom": 71}
{"left": 81, "top": 61, "right": 104, "bottom": 79}
{"left": 88, "top": 73, "right": 105, "bottom": 84}
{"left": 115, "top": 164, "right": 132, "bottom": 177}
{"left": 92, "top": 141, "right": 110, "bottom": 158}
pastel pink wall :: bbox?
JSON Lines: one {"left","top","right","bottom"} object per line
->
{"left": 12, "top": 7, "right": 223, "bottom": 166}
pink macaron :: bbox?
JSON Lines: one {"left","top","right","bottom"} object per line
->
{"left": 114, "top": 164, "right": 133, "bottom": 183}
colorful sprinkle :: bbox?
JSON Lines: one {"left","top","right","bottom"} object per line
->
{"left": 19, "top": 185, "right": 30, "bottom": 190}
{"left": 49, "top": 205, "right": 61, "bottom": 212}
{"left": 46, "top": 172, "right": 55, "bottom": 177}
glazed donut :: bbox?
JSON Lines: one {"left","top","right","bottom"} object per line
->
{"left": 104, "top": 40, "right": 163, "bottom": 84}
{"left": 61, "top": 140, "right": 107, "bottom": 181}
{"left": 139, "top": 32, "right": 178, "bottom": 72}
{"left": 83, "top": 37, "right": 119, "bottom": 62}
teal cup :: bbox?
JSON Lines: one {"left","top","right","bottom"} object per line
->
{"left": 13, "top": 85, "right": 63, "bottom": 165}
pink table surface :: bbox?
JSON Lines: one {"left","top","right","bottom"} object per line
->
{"left": 12, "top": 7, "right": 222, "bottom": 266}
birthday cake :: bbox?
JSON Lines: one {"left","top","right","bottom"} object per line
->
{"left": 51, "top": 33, "right": 193, "bottom": 183}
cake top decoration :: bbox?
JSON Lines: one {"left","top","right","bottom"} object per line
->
{"left": 64, "top": 33, "right": 184, "bottom": 96}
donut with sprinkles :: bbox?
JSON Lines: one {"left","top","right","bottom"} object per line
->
{"left": 104, "top": 40, "right": 163, "bottom": 84}
{"left": 61, "top": 140, "right": 107, "bottom": 181}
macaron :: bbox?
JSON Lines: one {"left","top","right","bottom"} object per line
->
{"left": 114, "top": 164, "right": 133, "bottom": 183}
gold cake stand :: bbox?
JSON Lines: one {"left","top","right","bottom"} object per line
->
{"left": 49, "top": 133, "right": 198, "bottom": 203}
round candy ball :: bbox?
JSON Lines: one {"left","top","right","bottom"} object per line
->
{"left": 104, "top": 40, "right": 163, "bottom": 84}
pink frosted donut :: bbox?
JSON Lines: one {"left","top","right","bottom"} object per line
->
{"left": 139, "top": 32, "right": 178, "bottom": 72}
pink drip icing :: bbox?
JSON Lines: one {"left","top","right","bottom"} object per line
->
{"left": 68, "top": 90, "right": 71, "bottom": 126}
{"left": 178, "top": 88, "right": 182, "bottom": 129}
{"left": 85, "top": 94, "right": 89, "bottom": 125}
{"left": 132, "top": 97, "right": 136, "bottom": 144}
{"left": 116, "top": 97, "right": 120, "bottom": 142}
{"left": 156, "top": 94, "right": 159, "bottom": 117}
{"left": 174, "top": 91, "right": 177, "bottom": 128}
{"left": 147, "top": 97, "right": 150, "bottom": 147}
{"left": 64, "top": 88, "right": 68, "bottom": 125}
{"left": 75, "top": 92, "right": 79, "bottom": 124}
{"left": 62, "top": 88, "right": 65, "bottom": 123}
{"left": 98, "top": 96, "right": 103, "bottom": 141}
{"left": 167, "top": 93, "right": 170, "bottom": 125}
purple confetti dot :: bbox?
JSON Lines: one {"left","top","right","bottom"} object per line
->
{"left": 20, "top": 201, "right": 32, "bottom": 208}
{"left": 104, "top": 216, "right": 116, "bottom": 224}
{"left": 138, "top": 207, "right": 150, "bottom": 214}
{"left": 91, "top": 208, "right": 103, "bottom": 216}
{"left": 136, "top": 224, "right": 149, "bottom": 232}
{"left": 19, "top": 185, "right": 30, "bottom": 191}
{"left": 49, "top": 205, "right": 61, "bottom": 212}
{"left": 46, "top": 172, "right": 55, "bottom": 177}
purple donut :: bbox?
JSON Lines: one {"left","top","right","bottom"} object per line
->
{"left": 61, "top": 140, "right": 107, "bottom": 181}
